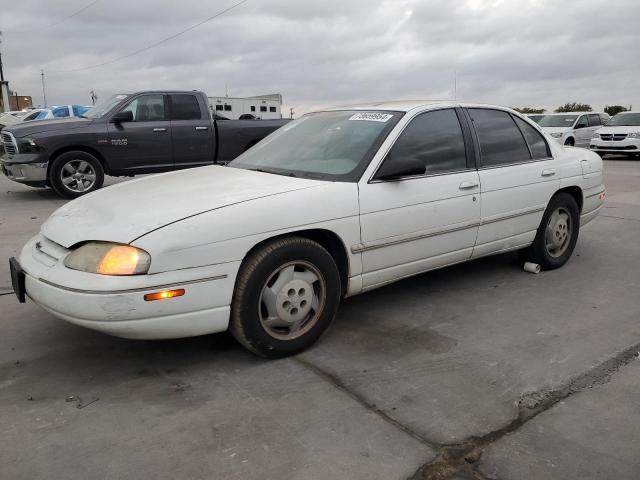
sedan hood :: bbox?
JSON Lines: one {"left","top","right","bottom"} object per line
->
{"left": 596, "top": 125, "right": 640, "bottom": 134}
{"left": 41, "top": 166, "right": 325, "bottom": 248}
{"left": 6, "top": 117, "right": 93, "bottom": 137}
{"left": 541, "top": 127, "right": 571, "bottom": 134}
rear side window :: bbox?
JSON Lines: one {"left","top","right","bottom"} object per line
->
{"left": 470, "top": 109, "right": 531, "bottom": 167}
{"left": 383, "top": 108, "right": 467, "bottom": 175}
{"left": 52, "top": 107, "right": 70, "bottom": 118}
{"left": 588, "top": 114, "right": 601, "bottom": 126}
{"left": 171, "top": 95, "right": 201, "bottom": 120}
{"left": 514, "top": 117, "right": 550, "bottom": 159}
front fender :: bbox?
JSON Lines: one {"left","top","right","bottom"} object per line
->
{"left": 132, "top": 182, "right": 362, "bottom": 276}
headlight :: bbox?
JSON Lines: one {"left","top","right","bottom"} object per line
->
{"left": 64, "top": 242, "right": 151, "bottom": 275}
{"left": 591, "top": 132, "right": 601, "bottom": 139}
{"left": 16, "top": 137, "right": 40, "bottom": 153}
{"left": 628, "top": 132, "right": 640, "bottom": 138}
{"left": 550, "top": 132, "right": 563, "bottom": 138}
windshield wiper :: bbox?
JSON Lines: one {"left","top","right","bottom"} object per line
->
{"left": 249, "top": 168, "right": 296, "bottom": 178}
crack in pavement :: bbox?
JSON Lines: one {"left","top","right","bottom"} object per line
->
{"left": 294, "top": 357, "right": 440, "bottom": 450}
{"left": 296, "top": 343, "right": 640, "bottom": 480}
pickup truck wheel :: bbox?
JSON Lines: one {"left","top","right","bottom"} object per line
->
{"left": 50, "top": 151, "right": 104, "bottom": 198}
{"left": 230, "top": 237, "right": 341, "bottom": 358}
{"left": 522, "top": 192, "right": 580, "bottom": 270}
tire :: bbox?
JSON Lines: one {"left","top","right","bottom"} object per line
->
{"left": 230, "top": 236, "right": 341, "bottom": 358}
{"left": 522, "top": 192, "right": 580, "bottom": 270}
{"left": 49, "top": 151, "right": 105, "bottom": 199}
{"left": 564, "top": 137, "right": 575, "bottom": 147}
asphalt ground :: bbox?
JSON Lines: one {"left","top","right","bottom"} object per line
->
{"left": 1, "top": 157, "right": 639, "bottom": 479}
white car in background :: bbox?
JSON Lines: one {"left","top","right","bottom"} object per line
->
{"left": 538, "top": 112, "right": 609, "bottom": 147}
{"left": 590, "top": 111, "right": 640, "bottom": 158}
{"left": 10, "top": 102, "right": 605, "bottom": 358}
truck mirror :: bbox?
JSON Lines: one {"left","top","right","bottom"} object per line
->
{"left": 111, "top": 110, "right": 134, "bottom": 124}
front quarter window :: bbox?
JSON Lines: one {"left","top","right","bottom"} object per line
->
{"left": 230, "top": 110, "right": 402, "bottom": 181}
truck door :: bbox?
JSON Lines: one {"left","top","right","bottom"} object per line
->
{"left": 169, "top": 93, "right": 214, "bottom": 168}
{"left": 106, "top": 94, "right": 172, "bottom": 174}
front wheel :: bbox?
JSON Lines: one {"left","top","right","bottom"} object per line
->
{"left": 522, "top": 192, "right": 580, "bottom": 270}
{"left": 564, "top": 138, "right": 575, "bottom": 147}
{"left": 49, "top": 151, "right": 105, "bottom": 198}
{"left": 230, "top": 237, "right": 341, "bottom": 358}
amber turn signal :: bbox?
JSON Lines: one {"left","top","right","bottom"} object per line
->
{"left": 144, "top": 289, "right": 185, "bottom": 301}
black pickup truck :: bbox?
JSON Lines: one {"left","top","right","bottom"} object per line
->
{"left": 0, "top": 90, "right": 288, "bottom": 197}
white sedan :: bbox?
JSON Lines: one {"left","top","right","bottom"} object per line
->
{"left": 10, "top": 102, "right": 606, "bottom": 357}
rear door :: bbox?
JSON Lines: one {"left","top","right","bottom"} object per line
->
{"left": 358, "top": 108, "right": 481, "bottom": 289}
{"left": 169, "top": 93, "right": 214, "bottom": 168}
{"left": 468, "top": 108, "right": 559, "bottom": 258}
{"left": 106, "top": 94, "right": 172, "bottom": 173}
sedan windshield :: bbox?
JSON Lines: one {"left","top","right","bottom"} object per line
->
{"left": 538, "top": 115, "right": 579, "bottom": 127}
{"left": 606, "top": 113, "right": 640, "bottom": 126}
{"left": 84, "top": 94, "right": 129, "bottom": 119}
{"left": 230, "top": 110, "right": 402, "bottom": 181}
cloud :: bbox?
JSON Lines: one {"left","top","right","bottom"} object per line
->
{"left": 1, "top": 0, "right": 637, "bottom": 114}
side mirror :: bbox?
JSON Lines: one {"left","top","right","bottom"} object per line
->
{"left": 375, "top": 157, "right": 426, "bottom": 181}
{"left": 111, "top": 110, "right": 133, "bottom": 124}
{"left": 575, "top": 122, "right": 588, "bottom": 129}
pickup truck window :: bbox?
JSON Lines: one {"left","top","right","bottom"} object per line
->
{"left": 85, "top": 94, "right": 129, "bottom": 119}
{"left": 120, "top": 95, "right": 166, "bottom": 122}
{"left": 170, "top": 94, "right": 201, "bottom": 120}
{"left": 230, "top": 110, "right": 402, "bottom": 182}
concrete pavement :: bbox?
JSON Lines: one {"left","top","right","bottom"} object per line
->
{"left": 1, "top": 159, "right": 639, "bottom": 479}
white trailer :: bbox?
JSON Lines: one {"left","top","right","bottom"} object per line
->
{"left": 208, "top": 94, "right": 282, "bottom": 120}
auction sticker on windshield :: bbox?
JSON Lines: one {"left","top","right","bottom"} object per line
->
{"left": 349, "top": 112, "right": 393, "bottom": 122}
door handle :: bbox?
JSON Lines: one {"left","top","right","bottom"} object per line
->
{"left": 541, "top": 169, "right": 556, "bottom": 177}
{"left": 459, "top": 181, "right": 479, "bottom": 190}
{"left": 153, "top": 128, "right": 167, "bottom": 132}
{"left": 195, "top": 126, "right": 208, "bottom": 131}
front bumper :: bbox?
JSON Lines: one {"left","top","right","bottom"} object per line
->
{"left": 1, "top": 153, "right": 48, "bottom": 186}
{"left": 589, "top": 138, "right": 640, "bottom": 154}
{"left": 16, "top": 233, "right": 238, "bottom": 339}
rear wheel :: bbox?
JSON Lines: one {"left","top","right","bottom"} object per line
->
{"left": 230, "top": 237, "right": 341, "bottom": 358}
{"left": 522, "top": 192, "right": 580, "bottom": 270}
{"left": 50, "top": 151, "right": 104, "bottom": 198}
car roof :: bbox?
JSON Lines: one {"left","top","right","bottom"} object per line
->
{"left": 542, "top": 112, "right": 597, "bottom": 115}
{"left": 322, "top": 100, "right": 524, "bottom": 113}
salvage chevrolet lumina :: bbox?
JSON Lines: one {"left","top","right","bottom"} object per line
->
{"left": 9, "top": 102, "right": 605, "bottom": 357}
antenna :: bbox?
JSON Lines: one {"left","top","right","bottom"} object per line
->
{"left": 454, "top": 70, "right": 457, "bottom": 100}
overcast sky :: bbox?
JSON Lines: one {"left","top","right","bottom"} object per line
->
{"left": 1, "top": 0, "right": 638, "bottom": 115}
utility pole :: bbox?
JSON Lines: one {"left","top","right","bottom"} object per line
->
{"left": 41, "top": 70, "right": 47, "bottom": 107}
{"left": 454, "top": 70, "right": 457, "bottom": 101}
{"left": 0, "top": 30, "right": 11, "bottom": 112}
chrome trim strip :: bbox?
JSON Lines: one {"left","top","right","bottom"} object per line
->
{"left": 479, "top": 205, "right": 545, "bottom": 226}
{"left": 351, "top": 205, "right": 546, "bottom": 253}
{"left": 586, "top": 189, "right": 605, "bottom": 199}
{"left": 351, "top": 220, "right": 480, "bottom": 253}
{"left": 36, "top": 274, "right": 228, "bottom": 295}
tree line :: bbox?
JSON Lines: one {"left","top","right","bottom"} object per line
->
{"left": 513, "top": 103, "right": 633, "bottom": 116}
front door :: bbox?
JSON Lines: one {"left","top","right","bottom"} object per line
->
{"left": 358, "top": 108, "right": 481, "bottom": 289}
{"left": 107, "top": 94, "right": 172, "bottom": 174}
{"left": 169, "top": 93, "right": 214, "bottom": 168}
{"left": 573, "top": 114, "right": 592, "bottom": 148}
{"left": 467, "top": 108, "right": 560, "bottom": 258}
